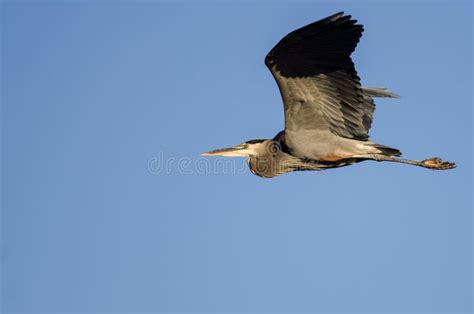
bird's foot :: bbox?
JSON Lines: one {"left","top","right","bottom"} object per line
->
{"left": 421, "top": 157, "right": 456, "bottom": 170}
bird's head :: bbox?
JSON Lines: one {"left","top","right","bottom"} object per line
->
{"left": 201, "top": 139, "right": 268, "bottom": 157}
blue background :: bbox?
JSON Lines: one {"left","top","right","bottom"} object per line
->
{"left": 2, "top": 1, "right": 472, "bottom": 313}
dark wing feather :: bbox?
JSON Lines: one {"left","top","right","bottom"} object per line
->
{"left": 265, "top": 12, "right": 374, "bottom": 140}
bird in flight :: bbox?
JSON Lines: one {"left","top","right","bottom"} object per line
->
{"left": 202, "top": 12, "right": 455, "bottom": 178}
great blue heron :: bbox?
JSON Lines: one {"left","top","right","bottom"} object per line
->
{"left": 202, "top": 12, "right": 456, "bottom": 178}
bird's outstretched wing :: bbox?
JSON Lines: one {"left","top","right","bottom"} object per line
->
{"left": 265, "top": 12, "right": 372, "bottom": 141}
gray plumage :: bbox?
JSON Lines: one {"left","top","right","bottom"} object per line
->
{"left": 202, "top": 12, "right": 455, "bottom": 178}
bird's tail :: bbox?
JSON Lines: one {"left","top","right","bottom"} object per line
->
{"left": 371, "top": 143, "right": 402, "bottom": 157}
{"left": 362, "top": 86, "right": 400, "bottom": 98}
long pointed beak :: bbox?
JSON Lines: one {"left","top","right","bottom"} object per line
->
{"left": 201, "top": 145, "right": 249, "bottom": 157}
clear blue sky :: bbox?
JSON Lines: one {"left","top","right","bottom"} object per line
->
{"left": 2, "top": 1, "right": 472, "bottom": 313}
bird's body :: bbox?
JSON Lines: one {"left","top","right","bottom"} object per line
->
{"left": 244, "top": 135, "right": 359, "bottom": 178}
{"left": 202, "top": 12, "right": 455, "bottom": 178}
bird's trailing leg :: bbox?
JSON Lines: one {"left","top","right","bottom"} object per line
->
{"left": 353, "top": 155, "right": 456, "bottom": 170}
